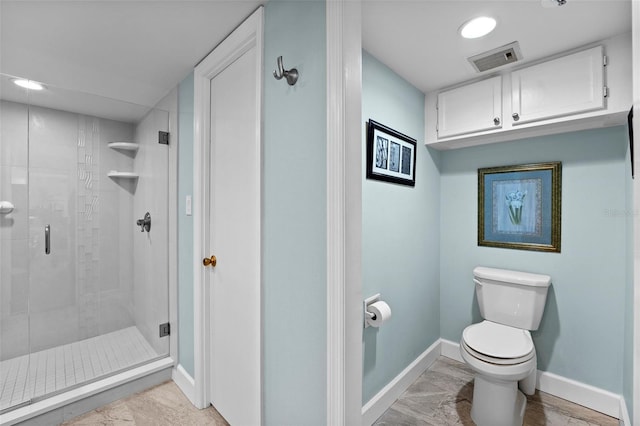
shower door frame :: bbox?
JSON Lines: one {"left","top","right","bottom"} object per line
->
{"left": 157, "top": 90, "right": 180, "bottom": 372}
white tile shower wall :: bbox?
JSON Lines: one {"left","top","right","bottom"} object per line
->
{"left": 0, "top": 237, "right": 29, "bottom": 360}
{"left": 0, "top": 100, "right": 137, "bottom": 360}
{"left": 132, "top": 106, "right": 169, "bottom": 356}
{"left": 0, "top": 101, "right": 28, "bottom": 168}
{"left": 97, "top": 116, "right": 136, "bottom": 337}
{"left": 1, "top": 101, "right": 31, "bottom": 361}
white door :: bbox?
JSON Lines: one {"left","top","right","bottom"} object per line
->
{"left": 437, "top": 75, "right": 502, "bottom": 138}
{"left": 195, "top": 8, "right": 262, "bottom": 425}
{"left": 208, "top": 44, "right": 261, "bottom": 425}
{"left": 511, "top": 45, "right": 604, "bottom": 125}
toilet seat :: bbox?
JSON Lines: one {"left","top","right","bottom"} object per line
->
{"left": 462, "top": 321, "right": 534, "bottom": 365}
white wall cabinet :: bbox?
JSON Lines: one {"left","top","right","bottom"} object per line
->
{"left": 425, "top": 33, "right": 632, "bottom": 150}
{"left": 511, "top": 46, "right": 604, "bottom": 126}
{"left": 437, "top": 76, "right": 502, "bottom": 138}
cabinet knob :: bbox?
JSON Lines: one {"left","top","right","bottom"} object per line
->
{"left": 512, "top": 113, "right": 520, "bottom": 121}
{"left": 493, "top": 117, "right": 500, "bottom": 126}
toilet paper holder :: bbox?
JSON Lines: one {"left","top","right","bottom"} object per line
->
{"left": 364, "top": 293, "right": 381, "bottom": 328}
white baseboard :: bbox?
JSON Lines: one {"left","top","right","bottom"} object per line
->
{"left": 619, "top": 397, "right": 631, "bottom": 426}
{"left": 172, "top": 364, "right": 197, "bottom": 407}
{"left": 536, "top": 370, "right": 621, "bottom": 418}
{"left": 440, "top": 338, "right": 463, "bottom": 363}
{"left": 439, "top": 340, "right": 623, "bottom": 420}
{"left": 361, "top": 339, "right": 441, "bottom": 426}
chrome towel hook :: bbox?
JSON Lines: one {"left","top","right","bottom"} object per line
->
{"left": 136, "top": 212, "right": 151, "bottom": 233}
{"left": 273, "top": 56, "right": 299, "bottom": 86}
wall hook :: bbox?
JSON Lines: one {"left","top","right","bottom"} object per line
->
{"left": 273, "top": 56, "right": 299, "bottom": 86}
{"left": 136, "top": 212, "right": 151, "bottom": 233}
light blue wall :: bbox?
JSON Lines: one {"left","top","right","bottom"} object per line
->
{"left": 440, "top": 126, "right": 629, "bottom": 394}
{"left": 361, "top": 51, "right": 441, "bottom": 403}
{"left": 177, "top": 72, "right": 195, "bottom": 377}
{"left": 624, "top": 132, "right": 634, "bottom": 420}
{"left": 175, "top": 9, "right": 635, "bottom": 419}
{"left": 263, "top": 1, "right": 327, "bottom": 424}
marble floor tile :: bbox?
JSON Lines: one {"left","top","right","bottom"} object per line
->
{"left": 374, "top": 406, "right": 438, "bottom": 426}
{"left": 374, "top": 357, "right": 618, "bottom": 426}
{"left": 61, "top": 356, "right": 618, "bottom": 426}
{"left": 62, "top": 381, "right": 229, "bottom": 426}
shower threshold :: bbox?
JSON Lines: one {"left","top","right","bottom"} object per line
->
{"left": 0, "top": 326, "right": 171, "bottom": 423}
{"left": 0, "top": 357, "right": 173, "bottom": 426}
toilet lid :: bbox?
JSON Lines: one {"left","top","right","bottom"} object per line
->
{"left": 463, "top": 321, "right": 534, "bottom": 359}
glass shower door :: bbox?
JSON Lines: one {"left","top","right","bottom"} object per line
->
{"left": 0, "top": 74, "right": 32, "bottom": 412}
{"left": 1, "top": 74, "right": 171, "bottom": 413}
{"left": 27, "top": 97, "right": 99, "bottom": 401}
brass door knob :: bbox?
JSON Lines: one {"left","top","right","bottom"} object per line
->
{"left": 203, "top": 255, "right": 217, "bottom": 267}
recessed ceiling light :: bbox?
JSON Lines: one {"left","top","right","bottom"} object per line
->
{"left": 460, "top": 17, "right": 497, "bottom": 39}
{"left": 13, "top": 79, "right": 44, "bottom": 91}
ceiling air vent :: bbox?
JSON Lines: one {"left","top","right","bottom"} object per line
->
{"left": 468, "top": 41, "right": 522, "bottom": 73}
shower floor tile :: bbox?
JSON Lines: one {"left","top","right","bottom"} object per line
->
{"left": 0, "top": 326, "right": 157, "bottom": 412}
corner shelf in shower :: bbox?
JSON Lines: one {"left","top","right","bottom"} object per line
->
{"left": 108, "top": 142, "right": 139, "bottom": 153}
{"left": 108, "top": 142, "right": 139, "bottom": 181}
{"left": 107, "top": 171, "right": 139, "bottom": 179}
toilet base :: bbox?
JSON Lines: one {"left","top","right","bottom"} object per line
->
{"left": 471, "top": 374, "right": 526, "bottom": 426}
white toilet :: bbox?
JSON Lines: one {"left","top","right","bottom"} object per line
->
{"left": 460, "top": 266, "right": 551, "bottom": 426}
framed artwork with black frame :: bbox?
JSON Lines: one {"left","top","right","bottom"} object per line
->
{"left": 478, "top": 162, "right": 562, "bottom": 253}
{"left": 366, "top": 119, "right": 417, "bottom": 187}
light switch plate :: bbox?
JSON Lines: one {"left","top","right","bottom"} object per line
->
{"left": 186, "top": 195, "right": 192, "bottom": 216}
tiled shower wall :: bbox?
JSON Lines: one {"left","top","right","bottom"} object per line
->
{"left": 0, "top": 100, "right": 137, "bottom": 361}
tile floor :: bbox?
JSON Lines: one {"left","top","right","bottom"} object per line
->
{"left": 374, "top": 357, "right": 619, "bottom": 426}
{"left": 61, "top": 356, "right": 618, "bottom": 426}
{"left": 62, "top": 381, "right": 229, "bottom": 426}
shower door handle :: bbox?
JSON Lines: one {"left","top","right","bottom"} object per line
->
{"left": 45, "top": 224, "right": 50, "bottom": 255}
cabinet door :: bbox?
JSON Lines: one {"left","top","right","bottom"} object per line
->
{"left": 437, "top": 76, "right": 502, "bottom": 138}
{"left": 511, "top": 46, "right": 604, "bottom": 125}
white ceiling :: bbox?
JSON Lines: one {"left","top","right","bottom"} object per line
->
{"left": 0, "top": 0, "right": 633, "bottom": 122}
{"left": 0, "top": 0, "right": 264, "bottom": 121}
{"left": 362, "top": 0, "right": 632, "bottom": 94}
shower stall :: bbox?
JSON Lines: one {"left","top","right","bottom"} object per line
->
{"left": 0, "top": 73, "right": 171, "bottom": 416}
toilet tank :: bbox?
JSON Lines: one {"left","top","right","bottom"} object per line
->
{"left": 473, "top": 266, "right": 551, "bottom": 330}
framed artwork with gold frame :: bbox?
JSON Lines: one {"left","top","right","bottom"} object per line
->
{"left": 478, "top": 162, "right": 561, "bottom": 252}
